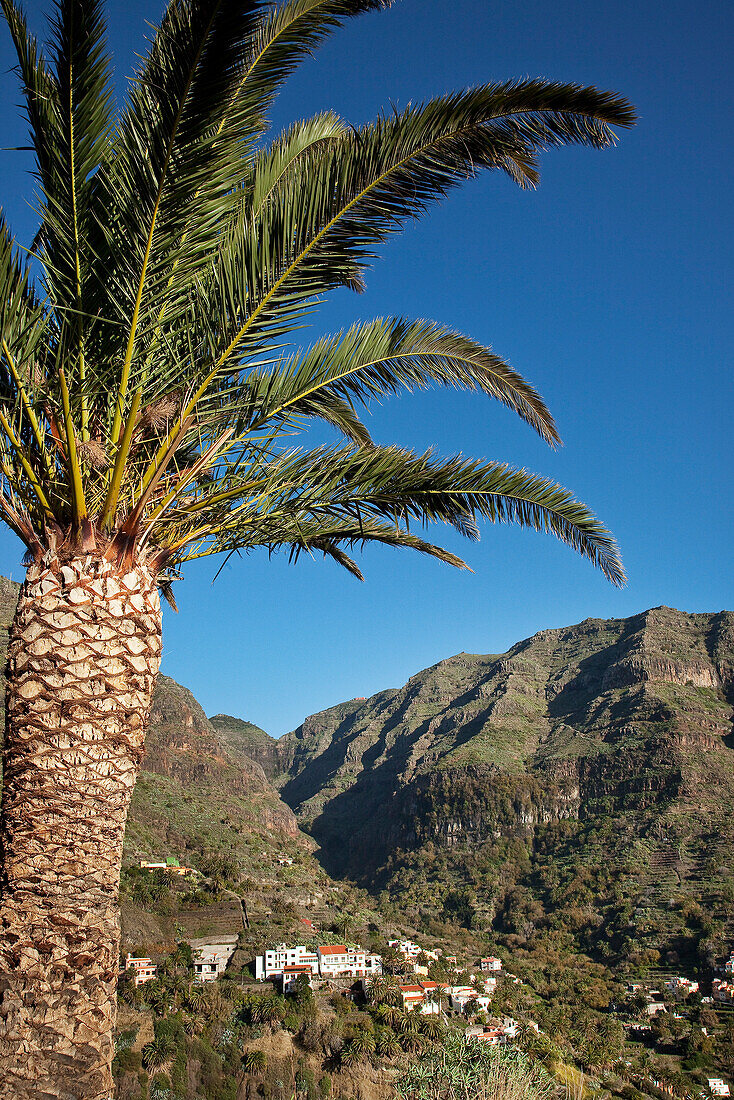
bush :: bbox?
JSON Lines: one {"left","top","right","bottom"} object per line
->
{"left": 394, "top": 1033, "right": 554, "bottom": 1100}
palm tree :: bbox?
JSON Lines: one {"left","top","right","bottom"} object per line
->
{"left": 417, "top": 1014, "right": 445, "bottom": 1042}
{"left": 374, "top": 1002, "right": 405, "bottom": 1029}
{"left": 375, "top": 1027, "right": 402, "bottom": 1058}
{"left": 241, "top": 1049, "right": 268, "bottom": 1074}
{"left": 0, "top": 0, "right": 632, "bottom": 1094}
{"left": 140, "top": 1037, "right": 173, "bottom": 1073}
{"left": 341, "top": 1030, "right": 376, "bottom": 1066}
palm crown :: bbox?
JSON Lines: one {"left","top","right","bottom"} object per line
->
{"left": 0, "top": 0, "right": 633, "bottom": 592}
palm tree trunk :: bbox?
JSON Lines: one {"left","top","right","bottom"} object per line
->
{"left": 0, "top": 555, "right": 162, "bottom": 1099}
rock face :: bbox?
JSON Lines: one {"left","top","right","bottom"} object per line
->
{"left": 208, "top": 712, "right": 282, "bottom": 779}
{"left": 270, "top": 607, "right": 734, "bottom": 882}
{"left": 144, "top": 676, "right": 300, "bottom": 838}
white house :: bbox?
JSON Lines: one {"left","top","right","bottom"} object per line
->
{"left": 707, "top": 1079, "right": 731, "bottom": 1097}
{"left": 317, "top": 945, "right": 366, "bottom": 978}
{"left": 389, "top": 939, "right": 439, "bottom": 963}
{"left": 713, "top": 979, "right": 734, "bottom": 1004}
{"left": 282, "top": 965, "right": 313, "bottom": 994}
{"left": 480, "top": 957, "right": 502, "bottom": 973}
{"left": 139, "top": 858, "right": 194, "bottom": 877}
{"left": 256, "top": 944, "right": 320, "bottom": 981}
{"left": 124, "top": 954, "right": 157, "bottom": 987}
{"left": 364, "top": 954, "right": 383, "bottom": 976}
{"left": 449, "top": 986, "right": 491, "bottom": 1014}
{"left": 398, "top": 984, "right": 440, "bottom": 1014}
{"left": 256, "top": 942, "right": 380, "bottom": 982}
{"left": 664, "top": 976, "right": 699, "bottom": 996}
{"left": 190, "top": 936, "right": 237, "bottom": 983}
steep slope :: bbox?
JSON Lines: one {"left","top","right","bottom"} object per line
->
{"left": 123, "top": 673, "right": 302, "bottom": 868}
{"left": 265, "top": 607, "right": 734, "bottom": 977}
{"left": 209, "top": 712, "right": 281, "bottom": 779}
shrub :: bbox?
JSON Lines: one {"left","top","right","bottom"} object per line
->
{"left": 394, "top": 1033, "right": 554, "bottom": 1100}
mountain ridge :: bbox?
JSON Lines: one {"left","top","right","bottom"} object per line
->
{"left": 212, "top": 607, "right": 733, "bottom": 903}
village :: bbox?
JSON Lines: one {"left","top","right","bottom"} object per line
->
{"left": 122, "top": 857, "right": 734, "bottom": 1098}
{"left": 124, "top": 929, "right": 521, "bottom": 1046}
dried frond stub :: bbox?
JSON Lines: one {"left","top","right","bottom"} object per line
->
{"left": 77, "top": 440, "right": 109, "bottom": 470}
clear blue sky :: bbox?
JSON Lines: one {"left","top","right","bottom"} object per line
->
{"left": 1, "top": 0, "right": 732, "bottom": 736}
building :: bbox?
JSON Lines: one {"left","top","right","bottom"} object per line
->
{"left": 449, "top": 986, "right": 491, "bottom": 1014}
{"left": 282, "top": 965, "right": 313, "bottom": 994}
{"left": 317, "top": 945, "right": 367, "bottom": 978}
{"left": 124, "top": 954, "right": 157, "bottom": 987}
{"left": 256, "top": 944, "right": 320, "bottom": 981}
{"left": 664, "top": 976, "right": 699, "bottom": 996}
{"left": 364, "top": 954, "right": 383, "bottom": 977}
{"left": 480, "top": 957, "right": 502, "bottom": 973}
{"left": 397, "top": 983, "right": 440, "bottom": 1014}
{"left": 725, "top": 957, "right": 734, "bottom": 976}
{"left": 388, "top": 939, "right": 439, "bottom": 963}
{"left": 139, "top": 857, "right": 195, "bottom": 876}
{"left": 707, "top": 1079, "right": 731, "bottom": 1098}
{"left": 255, "top": 942, "right": 380, "bottom": 982}
{"left": 466, "top": 1025, "right": 503, "bottom": 1045}
{"left": 714, "top": 980, "right": 734, "bottom": 1004}
{"left": 189, "top": 936, "right": 238, "bottom": 983}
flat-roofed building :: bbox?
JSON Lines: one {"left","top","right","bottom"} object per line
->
{"left": 189, "top": 936, "right": 238, "bottom": 983}
{"left": 124, "top": 954, "right": 157, "bottom": 987}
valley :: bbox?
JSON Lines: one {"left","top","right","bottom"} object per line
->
{"left": 2, "top": 582, "right": 734, "bottom": 1098}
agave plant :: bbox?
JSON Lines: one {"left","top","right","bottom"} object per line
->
{"left": 0, "top": 0, "right": 632, "bottom": 1094}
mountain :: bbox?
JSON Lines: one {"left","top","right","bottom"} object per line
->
{"left": 255, "top": 606, "right": 734, "bottom": 978}
{"left": 209, "top": 712, "right": 281, "bottom": 778}
{"left": 270, "top": 607, "right": 733, "bottom": 876}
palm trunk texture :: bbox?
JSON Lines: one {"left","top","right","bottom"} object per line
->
{"left": 0, "top": 556, "right": 162, "bottom": 1099}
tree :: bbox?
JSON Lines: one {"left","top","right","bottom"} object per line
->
{"left": 0, "top": 0, "right": 633, "bottom": 1094}
{"left": 395, "top": 1032, "right": 555, "bottom": 1100}
{"left": 241, "top": 1049, "right": 267, "bottom": 1074}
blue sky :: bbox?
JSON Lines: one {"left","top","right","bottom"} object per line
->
{"left": 0, "top": 0, "right": 732, "bottom": 736}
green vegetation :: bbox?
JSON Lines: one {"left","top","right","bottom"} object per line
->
{"left": 395, "top": 1033, "right": 554, "bottom": 1100}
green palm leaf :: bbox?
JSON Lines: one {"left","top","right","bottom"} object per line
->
{"left": 0, "top": 0, "right": 632, "bottom": 591}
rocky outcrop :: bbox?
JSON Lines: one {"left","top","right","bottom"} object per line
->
{"left": 209, "top": 713, "right": 282, "bottom": 779}
{"left": 143, "top": 676, "right": 300, "bottom": 838}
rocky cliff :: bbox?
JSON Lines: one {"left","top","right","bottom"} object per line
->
{"left": 265, "top": 607, "right": 734, "bottom": 886}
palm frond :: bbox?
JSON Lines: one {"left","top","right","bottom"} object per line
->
{"left": 146, "top": 443, "right": 625, "bottom": 586}
{"left": 241, "top": 317, "right": 559, "bottom": 445}
{"left": 210, "top": 81, "right": 635, "bottom": 363}
{"left": 99, "top": 0, "right": 263, "bottom": 448}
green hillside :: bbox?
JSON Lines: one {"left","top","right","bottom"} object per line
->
{"left": 259, "top": 607, "right": 734, "bottom": 984}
